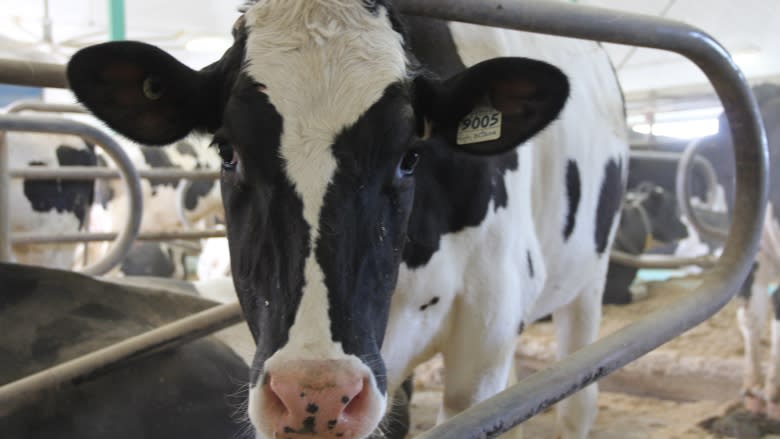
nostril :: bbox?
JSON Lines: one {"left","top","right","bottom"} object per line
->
{"left": 264, "top": 375, "right": 289, "bottom": 417}
{"left": 342, "top": 377, "right": 370, "bottom": 418}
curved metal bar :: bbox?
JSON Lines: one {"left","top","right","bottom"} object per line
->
{"left": 0, "top": 114, "right": 143, "bottom": 276}
{"left": 396, "top": 1, "right": 768, "bottom": 438}
{"left": 610, "top": 250, "right": 717, "bottom": 269}
{"left": 0, "top": 301, "right": 243, "bottom": 416}
{"left": 5, "top": 100, "right": 88, "bottom": 115}
{"left": 676, "top": 137, "right": 730, "bottom": 241}
{"left": 0, "top": 59, "right": 68, "bottom": 89}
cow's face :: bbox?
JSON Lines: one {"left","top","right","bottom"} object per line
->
{"left": 67, "top": 2, "right": 569, "bottom": 437}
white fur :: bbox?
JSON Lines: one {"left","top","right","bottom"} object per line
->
{"left": 242, "top": 1, "right": 406, "bottom": 436}
{"left": 7, "top": 132, "right": 92, "bottom": 268}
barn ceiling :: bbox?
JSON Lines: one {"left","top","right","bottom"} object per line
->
{"left": 0, "top": 0, "right": 778, "bottom": 114}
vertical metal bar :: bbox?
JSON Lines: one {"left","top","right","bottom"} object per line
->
{"left": 0, "top": 131, "right": 11, "bottom": 262}
{"left": 108, "top": 0, "right": 126, "bottom": 41}
{"left": 395, "top": 1, "right": 768, "bottom": 438}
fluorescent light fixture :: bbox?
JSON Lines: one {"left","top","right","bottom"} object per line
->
{"left": 185, "top": 36, "right": 232, "bottom": 53}
{"left": 631, "top": 119, "right": 719, "bottom": 139}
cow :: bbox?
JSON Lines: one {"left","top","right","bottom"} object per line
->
{"left": 6, "top": 132, "right": 96, "bottom": 269}
{"left": 83, "top": 135, "right": 224, "bottom": 278}
{"left": 603, "top": 182, "right": 688, "bottom": 305}
{"left": 0, "top": 262, "right": 249, "bottom": 439}
{"left": 66, "top": 2, "right": 628, "bottom": 438}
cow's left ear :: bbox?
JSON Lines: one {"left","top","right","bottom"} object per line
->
{"left": 413, "top": 57, "right": 569, "bottom": 155}
{"left": 67, "top": 41, "right": 221, "bottom": 146}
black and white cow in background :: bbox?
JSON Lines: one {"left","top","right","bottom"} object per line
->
{"left": 67, "top": 1, "right": 628, "bottom": 438}
{"left": 602, "top": 182, "right": 688, "bottom": 305}
{"left": 7, "top": 132, "right": 96, "bottom": 269}
{"left": 84, "top": 135, "right": 224, "bottom": 278}
{"left": 702, "top": 83, "right": 780, "bottom": 419}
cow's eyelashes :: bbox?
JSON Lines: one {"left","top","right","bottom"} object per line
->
{"left": 210, "top": 140, "right": 238, "bottom": 171}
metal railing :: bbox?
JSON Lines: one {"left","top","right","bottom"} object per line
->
{"left": 394, "top": 1, "right": 767, "bottom": 438}
{"left": 0, "top": 100, "right": 225, "bottom": 273}
{"left": 676, "top": 137, "right": 732, "bottom": 241}
{"left": 0, "top": 114, "right": 143, "bottom": 275}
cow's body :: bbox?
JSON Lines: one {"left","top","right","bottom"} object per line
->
{"left": 0, "top": 263, "right": 248, "bottom": 439}
{"left": 383, "top": 22, "right": 627, "bottom": 431}
{"left": 85, "top": 135, "right": 223, "bottom": 278}
{"left": 67, "top": 2, "right": 627, "bottom": 438}
{"left": 7, "top": 132, "right": 96, "bottom": 268}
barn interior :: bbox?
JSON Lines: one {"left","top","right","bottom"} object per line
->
{"left": 0, "top": 1, "right": 778, "bottom": 438}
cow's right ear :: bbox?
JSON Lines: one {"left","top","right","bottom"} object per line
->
{"left": 67, "top": 41, "right": 219, "bottom": 146}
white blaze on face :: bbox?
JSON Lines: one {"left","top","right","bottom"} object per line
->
{"left": 243, "top": 1, "right": 407, "bottom": 360}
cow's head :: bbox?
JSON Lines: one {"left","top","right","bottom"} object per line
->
{"left": 68, "top": 1, "right": 568, "bottom": 437}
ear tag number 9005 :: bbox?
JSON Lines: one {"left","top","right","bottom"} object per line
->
{"left": 456, "top": 107, "right": 502, "bottom": 146}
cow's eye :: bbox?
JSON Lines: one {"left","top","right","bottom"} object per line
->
{"left": 397, "top": 149, "right": 421, "bottom": 177}
{"left": 211, "top": 140, "right": 238, "bottom": 170}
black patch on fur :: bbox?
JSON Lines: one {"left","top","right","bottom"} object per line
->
{"left": 327, "top": 419, "right": 337, "bottom": 429}
{"left": 772, "top": 286, "right": 780, "bottom": 320}
{"left": 306, "top": 403, "right": 318, "bottom": 414}
{"left": 402, "top": 15, "right": 467, "bottom": 79}
{"left": 23, "top": 144, "right": 96, "bottom": 228}
{"left": 563, "top": 160, "right": 581, "bottom": 240}
{"left": 183, "top": 165, "right": 216, "bottom": 211}
{"left": 527, "top": 250, "right": 534, "bottom": 278}
{"left": 594, "top": 158, "right": 624, "bottom": 254}
{"left": 738, "top": 262, "right": 758, "bottom": 301}
{"left": 176, "top": 140, "right": 197, "bottom": 157}
{"left": 419, "top": 296, "right": 440, "bottom": 311}
{"left": 140, "top": 147, "right": 180, "bottom": 188}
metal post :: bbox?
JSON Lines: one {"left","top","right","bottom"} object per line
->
{"left": 395, "top": 1, "right": 768, "bottom": 437}
{"left": 0, "top": 59, "right": 68, "bottom": 89}
{"left": 0, "top": 131, "right": 11, "bottom": 262}
{"left": 0, "top": 301, "right": 243, "bottom": 416}
{"left": 0, "top": 114, "right": 143, "bottom": 276}
{"left": 108, "top": 0, "right": 126, "bottom": 41}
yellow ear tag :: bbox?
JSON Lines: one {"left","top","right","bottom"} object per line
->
{"left": 644, "top": 234, "right": 654, "bottom": 251}
{"left": 456, "top": 107, "right": 502, "bottom": 146}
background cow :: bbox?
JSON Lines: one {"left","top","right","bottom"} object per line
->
{"left": 6, "top": 132, "right": 96, "bottom": 269}
{"left": 67, "top": 2, "right": 628, "bottom": 439}
{"left": 0, "top": 263, "right": 248, "bottom": 439}
{"left": 603, "top": 182, "right": 689, "bottom": 305}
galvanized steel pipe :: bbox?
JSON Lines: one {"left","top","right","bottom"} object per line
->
{"left": 0, "top": 59, "right": 68, "bottom": 89}
{"left": 9, "top": 166, "right": 221, "bottom": 181}
{"left": 396, "top": 1, "right": 768, "bottom": 438}
{"left": 0, "top": 301, "right": 243, "bottom": 416}
{"left": 610, "top": 250, "right": 717, "bottom": 269}
{"left": 677, "top": 137, "right": 731, "bottom": 241}
{"left": 6, "top": 100, "right": 88, "bottom": 115}
{"left": 11, "top": 229, "right": 226, "bottom": 244}
{"left": 0, "top": 114, "right": 142, "bottom": 275}
{"left": 0, "top": 132, "right": 10, "bottom": 262}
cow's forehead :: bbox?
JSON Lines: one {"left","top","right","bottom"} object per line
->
{"left": 242, "top": 0, "right": 408, "bottom": 235}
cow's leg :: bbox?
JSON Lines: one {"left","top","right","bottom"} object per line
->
{"left": 737, "top": 263, "right": 767, "bottom": 413}
{"left": 551, "top": 285, "right": 602, "bottom": 439}
{"left": 765, "top": 287, "right": 780, "bottom": 419}
{"left": 438, "top": 296, "right": 521, "bottom": 438}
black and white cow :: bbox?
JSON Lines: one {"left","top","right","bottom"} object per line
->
{"left": 7, "top": 132, "right": 96, "bottom": 269}
{"left": 0, "top": 262, "right": 248, "bottom": 439}
{"left": 603, "top": 182, "right": 688, "bottom": 305}
{"left": 67, "top": 2, "right": 628, "bottom": 438}
{"left": 85, "top": 136, "right": 224, "bottom": 278}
